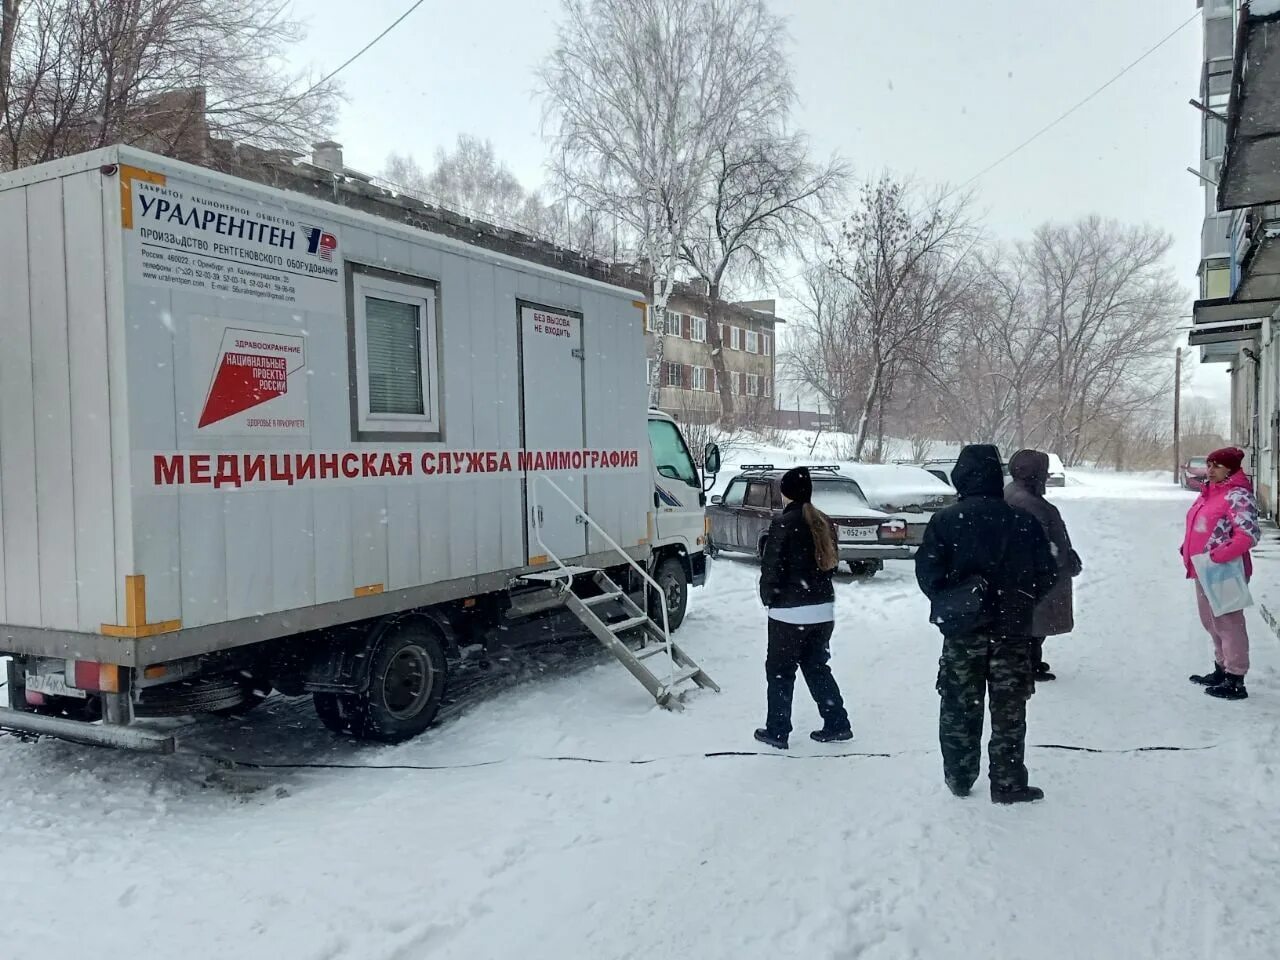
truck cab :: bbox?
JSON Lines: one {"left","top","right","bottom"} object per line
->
{"left": 646, "top": 410, "right": 719, "bottom": 626}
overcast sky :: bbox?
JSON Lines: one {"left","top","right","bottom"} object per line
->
{"left": 290, "top": 0, "right": 1221, "bottom": 409}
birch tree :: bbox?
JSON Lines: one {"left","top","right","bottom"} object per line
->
{"left": 539, "top": 0, "right": 792, "bottom": 406}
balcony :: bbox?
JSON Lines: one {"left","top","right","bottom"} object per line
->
{"left": 1229, "top": 203, "right": 1280, "bottom": 300}
{"left": 1218, "top": 10, "right": 1280, "bottom": 209}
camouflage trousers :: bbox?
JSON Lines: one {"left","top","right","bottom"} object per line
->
{"left": 936, "top": 635, "right": 1036, "bottom": 792}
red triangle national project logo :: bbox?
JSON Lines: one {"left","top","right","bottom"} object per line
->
{"left": 198, "top": 328, "right": 306, "bottom": 429}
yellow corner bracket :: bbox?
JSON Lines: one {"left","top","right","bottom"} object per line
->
{"left": 101, "top": 575, "right": 182, "bottom": 638}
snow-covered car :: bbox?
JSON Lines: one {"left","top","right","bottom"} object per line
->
{"left": 898, "top": 457, "right": 1010, "bottom": 487}
{"left": 842, "top": 463, "right": 957, "bottom": 544}
{"left": 707, "top": 465, "right": 910, "bottom": 577}
{"left": 1047, "top": 453, "right": 1067, "bottom": 487}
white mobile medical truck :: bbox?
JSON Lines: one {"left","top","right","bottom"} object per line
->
{"left": 0, "top": 146, "right": 719, "bottom": 752}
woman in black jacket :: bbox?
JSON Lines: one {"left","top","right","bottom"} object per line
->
{"left": 754, "top": 466, "right": 851, "bottom": 749}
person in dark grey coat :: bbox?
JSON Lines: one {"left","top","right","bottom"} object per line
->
{"left": 1004, "top": 450, "right": 1083, "bottom": 682}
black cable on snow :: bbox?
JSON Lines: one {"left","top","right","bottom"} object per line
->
{"left": 183, "top": 742, "right": 1217, "bottom": 773}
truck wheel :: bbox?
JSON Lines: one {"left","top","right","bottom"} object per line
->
{"left": 313, "top": 692, "right": 362, "bottom": 734}
{"left": 648, "top": 557, "right": 689, "bottom": 632}
{"left": 351, "top": 621, "right": 448, "bottom": 743}
{"left": 212, "top": 671, "right": 272, "bottom": 718}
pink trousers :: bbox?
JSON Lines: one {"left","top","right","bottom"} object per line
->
{"left": 1195, "top": 583, "right": 1250, "bottom": 676}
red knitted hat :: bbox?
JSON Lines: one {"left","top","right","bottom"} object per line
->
{"left": 1207, "top": 447, "right": 1245, "bottom": 473}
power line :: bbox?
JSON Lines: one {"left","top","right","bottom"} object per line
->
{"left": 247, "top": 0, "right": 430, "bottom": 140}
{"left": 943, "top": 9, "right": 1201, "bottom": 199}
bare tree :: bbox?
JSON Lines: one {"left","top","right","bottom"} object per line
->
{"left": 0, "top": 0, "right": 338, "bottom": 171}
{"left": 679, "top": 135, "right": 846, "bottom": 426}
{"left": 539, "top": 0, "right": 793, "bottom": 406}
{"left": 1026, "top": 217, "right": 1184, "bottom": 464}
{"left": 386, "top": 136, "right": 551, "bottom": 230}
{"left": 819, "top": 176, "right": 977, "bottom": 459}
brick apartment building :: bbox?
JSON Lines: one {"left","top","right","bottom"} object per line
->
{"left": 647, "top": 285, "right": 781, "bottom": 425}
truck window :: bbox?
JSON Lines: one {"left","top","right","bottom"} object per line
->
{"left": 722, "top": 480, "right": 746, "bottom": 506}
{"left": 745, "top": 481, "right": 772, "bottom": 508}
{"left": 352, "top": 268, "right": 441, "bottom": 438}
{"left": 647, "top": 419, "right": 699, "bottom": 486}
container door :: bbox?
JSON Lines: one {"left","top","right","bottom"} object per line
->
{"left": 519, "top": 303, "right": 588, "bottom": 563}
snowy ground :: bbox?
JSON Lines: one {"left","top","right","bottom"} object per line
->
{"left": 5, "top": 474, "right": 1280, "bottom": 959}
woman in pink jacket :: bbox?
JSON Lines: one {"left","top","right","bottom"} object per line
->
{"left": 1181, "top": 447, "right": 1261, "bottom": 700}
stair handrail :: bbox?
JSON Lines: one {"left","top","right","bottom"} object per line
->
{"left": 529, "top": 475, "right": 676, "bottom": 685}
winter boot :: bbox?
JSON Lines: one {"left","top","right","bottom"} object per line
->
{"left": 809, "top": 726, "right": 853, "bottom": 743}
{"left": 1034, "top": 662, "right": 1056, "bottom": 682}
{"left": 1205, "top": 673, "right": 1249, "bottom": 700}
{"left": 946, "top": 778, "right": 971, "bottom": 798}
{"left": 753, "top": 728, "right": 789, "bottom": 750}
{"left": 1190, "top": 663, "right": 1227, "bottom": 687}
{"left": 991, "top": 784, "right": 1045, "bottom": 805}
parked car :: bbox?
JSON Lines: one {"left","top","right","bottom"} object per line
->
{"left": 898, "top": 456, "right": 1010, "bottom": 487}
{"left": 1046, "top": 452, "right": 1067, "bottom": 487}
{"left": 845, "top": 462, "right": 958, "bottom": 544}
{"left": 1183, "top": 456, "right": 1209, "bottom": 490}
{"left": 707, "top": 465, "right": 910, "bottom": 577}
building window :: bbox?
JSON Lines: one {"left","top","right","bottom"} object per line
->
{"left": 761, "top": 334, "right": 771, "bottom": 357}
{"left": 690, "top": 315, "right": 707, "bottom": 342}
{"left": 735, "top": 371, "right": 744, "bottom": 395}
{"left": 692, "top": 366, "right": 708, "bottom": 391}
{"left": 747, "top": 373, "right": 760, "bottom": 396}
{"left": 731, "top": 326, "right": 742, "bottom": 351}
{"left": 664, "top": 311, "right": 684, "bottom": 337}
{"left": 720, "top": 323, "right": 729, "bottom": 346}
{"left": 666, "top": 361, "right": 682, "bottom": 387}
{"left": 353, "top": 270, "right": 440, "bottom": 437}
{"left": 745, "top": 330, "right": 759, "bottom": 354}
{"left": 764, "top": 377, "right": 772, "bottom": 398}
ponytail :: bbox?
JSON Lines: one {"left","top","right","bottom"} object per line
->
{"left": 802, "top": 502, "right": 839, "bottom": 572}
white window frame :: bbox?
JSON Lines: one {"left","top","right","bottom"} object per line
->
{"left": 745, "top": 330, "right": 759, "bottom": 354}
{"left": 353, "top": 271, "right": 439, "bottom": 436}
{"left": 666, "top": 361, "right": 682, "bottom": 387}
{"left": 691, "top": 316, "right": 707, "bottom": 343}
{"left": 764, "top": 377, "right": 772, "bottom": 398}
{"left": 731, "top": 326, "right": 742, "bottom": 351}
{"left": 762, "top": 334, "right": 771, "bottom": 357}
{"left": 692, "top": 365, "right": 708, "bottom": 391}
{"left": 665, "top": 312, "right": 684, "bottom": 337}
{"left": 747, "top": 373, "right": 760, "bottom": 396}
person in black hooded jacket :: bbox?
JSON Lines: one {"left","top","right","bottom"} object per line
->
{"left": 754, "top": 466, "right": 851, "bottom": 750}
{"left": 915, "top": 444, "right": 1058, "bottom": 804}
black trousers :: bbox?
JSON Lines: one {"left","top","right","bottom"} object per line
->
{"left": 1031, "top": 637, "right": 1045, "bottom": 667}
{"left": 765, "top": 619, "right": 849, "bottom": 738}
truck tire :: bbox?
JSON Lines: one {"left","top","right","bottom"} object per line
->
{"left": 350, "top": 621, "right": 448, "bottom": 743}
{"left": 211, "top": 671, "right": 272, "bottom": 718}
{"left": 648, "top": 557, "right": 689, "bottom": 632}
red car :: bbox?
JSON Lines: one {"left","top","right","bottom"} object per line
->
{"left": 1182, "top": 456, "right": 1208, "bottom": 490}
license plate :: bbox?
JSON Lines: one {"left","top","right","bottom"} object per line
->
{"left": 25, "top": 672, "right": 87, "bottom": 699}
{"left": 839, "top": 524, "right": 878, "bottom": 542}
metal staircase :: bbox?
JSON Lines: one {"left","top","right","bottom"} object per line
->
{"left": 520, "top": 478, "right": 719, "bottom": 709}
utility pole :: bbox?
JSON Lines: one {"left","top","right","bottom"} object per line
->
{"left": 1173, "top": 346, "right": 1183, "bottom": 484}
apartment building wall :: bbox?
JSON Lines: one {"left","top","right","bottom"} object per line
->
{"left": 646, "top": 292, "right": 778, "bottom": 424}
